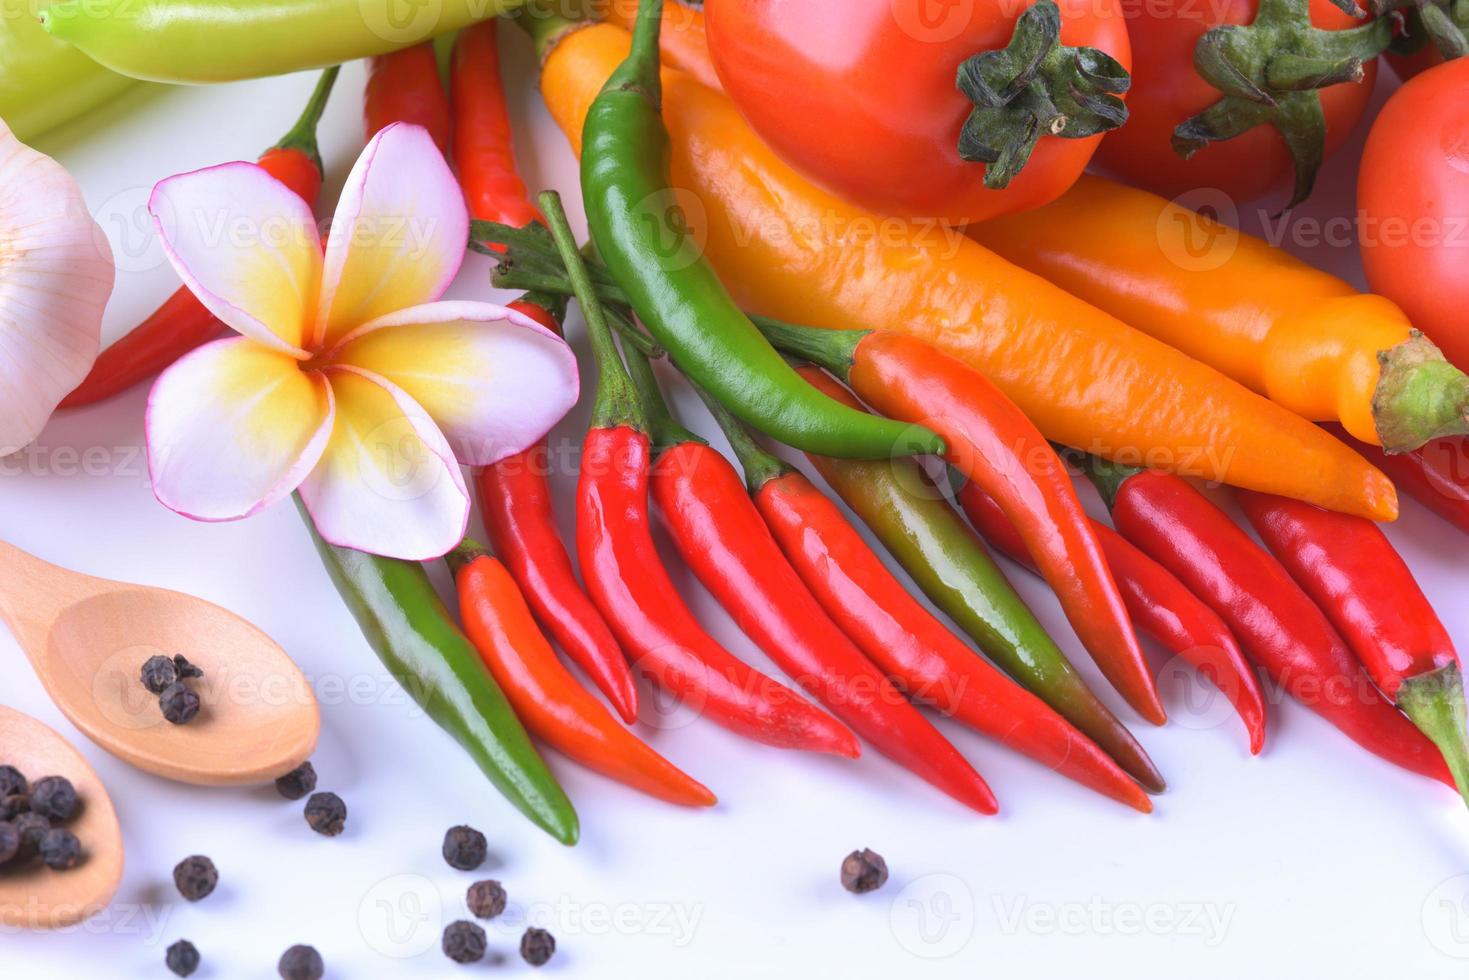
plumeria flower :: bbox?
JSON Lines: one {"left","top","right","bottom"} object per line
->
{"left": 0, "top": 119, "right": 113, "bottom": 455}
{"left": 145, "top": 123, "right": 578, "bottom": 560}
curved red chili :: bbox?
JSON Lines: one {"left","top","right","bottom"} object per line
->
{"left": 1079, "top": 458, "right": 1452, "bottom": 786}
{"left": 652, "top": 438, "right": 999, "bottom": 813}
{"left": 1326, "top": 425, "right": 1469, "bottom": 537}
{"left": 956, "top": 480, "right": 1266, "bottom": 754}
{"left": 365, "top": 42, "right": 451, "bottom": 153}
{"left": 1237, "top": 490, "right": 1469, "bottom": 805}
{"left": 451, "top": 21, "right": 541, "bottom": 232}
{"left": 60, "top": 67, "right": 338, "bottom": 408}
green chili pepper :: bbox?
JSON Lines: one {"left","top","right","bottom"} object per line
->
{"left": 1, "top": 14, "right": 139, "bottom": 142}
{"left": 574, "top": 0, "right": 943, "bottom": 461}
{"left": 299, "top": 501, "right": 579, "bottom": 845}
{"left": 39, "top": 0, "right": 524, "bottom": 83}
{"left": 802, "top": 432, "right": 1165, "bottom": 794}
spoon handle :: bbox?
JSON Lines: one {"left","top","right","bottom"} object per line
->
{"left": 0, "top": 540, "right": 96, "bottom": 655}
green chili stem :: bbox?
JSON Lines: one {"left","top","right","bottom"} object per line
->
{"left": 692, "top": 382, "right": 795, "bottom": 493}
{"left": 538, "top": 190, "right": 645, "bottom": 432}
{"left": 515, "top": 3, "right": 587, "bottom": 63}
{"left": 272, "top": 65, "right": 340, "bottom": 175}
{"left": 624, "top": 346, "right": 705, "bottom": 452}
{"left": 610, "top": 0, "right": 665, "bottom": 105}
{"left": 746, "top": 314, "right": 868, "bottom": 382}
{"left": 1066, "top": 449, "right": 1143, "bottom": 510}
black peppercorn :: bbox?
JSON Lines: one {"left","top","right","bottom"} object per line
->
{"left": 165, "top": 939, "right": 200, "bottom": 977}
{"left": 0, "top": 765, "right": 27, "bottom": 798}
{"left": 442, "top": 920, "right": 487, "bottom": 964}
{"left": 173, "top": 855, "right": 219, "bottom": 901}
{"left": 520, "top": 927, "right": 555, "bottom": 967}
{"left": 28, "top": 775, "right": 79, "bottom": 822}
{"left": 0, "top": 821, "right": 18, "bottom": 865}
{"left": 1, "top": 793, "right": 28, "bottom": 820}
{"left": 159, "top": 682, "right": 201, "bottom": 725}
{"left": 442, "top": 825, "right": 487, "bottom": 870}
{"left": 304, "top": 792, "right": 346, "bottom": 836}
{"left": 11, "top": 812, "right": 50, "bottom": 862}
{"left": 840, "top": 848, "right": 889, "bottom": 894}
{"left": 274, "top": 761, "right": 317, "bottom": 801}
{"left": 39, "top": 828, "right": 82, "bottom": 870}
{"left": 140, "top": 655, "right": 178, "bottom": 693}
{"left": 466, "top": 879, "right": 507, "bottom": 920}
{"left": 277, "top": 944, "right": 323, "bottom": 980}
{"left": 173, "top": 655, "right": 204, "bottom": 680}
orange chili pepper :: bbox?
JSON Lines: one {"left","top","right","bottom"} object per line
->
{"left": 448, "top": 541, "right": 715, "bottom": 807}
{"left": 969, "top": 176, "right": 1469, "bottom": 453}
{"left": 527, "top": 19, "right": 1397, "bottom": 521}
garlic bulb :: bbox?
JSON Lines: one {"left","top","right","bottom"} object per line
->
{"left": 0, "top": 118, "right": 112, "bottom": 454}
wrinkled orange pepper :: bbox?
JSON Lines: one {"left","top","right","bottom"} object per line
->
{"left": 532, "top": 21, "right": 1397, "bottom": 520}
{"left": 970, "top": 177, "right": 1469, "bottom": 453}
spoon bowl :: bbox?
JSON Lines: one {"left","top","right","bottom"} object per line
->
{"left": 0, "top": 541, "right": 318, "bottom": 785}
{"left": 0, "top": 706, "right": 124, "bottom": 929}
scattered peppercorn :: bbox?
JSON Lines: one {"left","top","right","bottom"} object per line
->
{"left": 1, "top": 793, "right": 27, "bottom": 820}
{"left": 173, "top": 855, "right": 219, "bottom": 901}
{"left": 442, "top": 825, "right": 488, "bottom": 871}
{"left": 466, "top": 879, "right": 507, "bottom": 920}
{"left": 173, "top": 655, "right": 204, "bottom": 680}
{"left": 840, "top": 848, "right": 889, "bottom": 894}
{"left": 520, "top": 927, "right": 555, "bottom": 967}
{"left": 165, "top": 939, "right": 200, "bottom": 977}
{"left": 140, "top": 655, "right": 178, "bottom": 693}
{"left": 39, "top": 828, "right": 82, "bottom": 870}
{"left": 442, "top": 920, "right": 487, "bottom": 964}
{"left": 11, "top": 812, "right": 50, "bottom": 862}
{"left": 159, "top": 682, "right": 202, "bottom": 725}
{"left": 304, "top": 792, "right": 346, "bottom": 837}
{"left": 0, "top": 821, "right": 18, "bottom": 865}
{"left": 0, "top": 765, "right": 27, "bottom": 798}
{"left": 274, "top": 761, "right": 317, "bottom": 801}
{"left": 277, "top": 944, "right": 324, "bottom": 980}
{"left": 28, "top": 775, "right": 79, "bottom": 822}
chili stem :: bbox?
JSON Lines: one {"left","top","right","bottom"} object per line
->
{"left": 272, "top": 65, "right": 341, "bottom": 175}
{"left": 1397, "top": 664, "right": 1469, "bottom": 810}
{"left": 690, "top": 381, "right": 795, "bottom": 492}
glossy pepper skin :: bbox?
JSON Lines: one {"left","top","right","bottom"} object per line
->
{"left": 971, "top": 176, "right": 1469, "bottom": 453}
{"left": 540, "top": 190, "right": 857, "bottom": 758}
{"left": 1236, "top": 490, "right": 1469, "bottom": 804}
{"left": 751, "top": 459, "right": 1152, "bottom": 810}
{"left": 301, "top": 505, "right": 579, "bottom": 844}
{"left": 454, "top": 22, "right": 639, "bottom": 724}
{"left": 798, "top": 367, "right": 1164, "bottom": 793}
{"left": 705, "top": 0, "right": 1131, "bottom": 224}
{"left": 449, "top": 542, "right": 715, "bottom": 807}
{"left": 1078, "top": 460, "right": 1453, "bottom": 786}
{"left": 366, "top": 43, "right": 451, "bottom": 155}
{"left": 653, "top": 437, "right": 999, "bottom": 813}
{"left": 603, "top": 0, "right": 722, "bottom": 91}
{"left": 39, "top": 0, "right": 524, "bottom": 84}
{"left": 0, "top": 11, "right": 139, "bottom": 142}
{"left": 60, "top": 68, "right": 338, "bottom": 409}
{"left": 759, "top": 320, "right": 1161, "bottom": 724}
{"left": 1327, "top": 427, "right": 1469, "bottom": 537}
{"left": 570, "top": 0, "right": 944, "bottom": 461}
{"left": 533, "top": 19, "right": 1397, "bottom": 520}
{"left": 956, "top": 481, "right": 1266, "bottom": 754}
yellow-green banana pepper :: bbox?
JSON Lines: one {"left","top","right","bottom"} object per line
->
{"left": 1, "top": 11, "right": 137, "bottom": 141}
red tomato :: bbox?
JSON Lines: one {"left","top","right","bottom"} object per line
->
{"left": 1093, "top": 0, "right": 1376, "bottom": 205}
{"left": 704, "top": 0, "right": 1131, "bottom": 223}
{"left": 1359, "top": 57, "right": 1469, "bottom": 372}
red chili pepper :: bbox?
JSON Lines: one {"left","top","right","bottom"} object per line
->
{"left": 1326, "top": 425, "right": 1469, "bottom": 538}
{"left": 542, "top": 190, "right": 857, "bottom": 757}
{"left": 451, "top": 20, "right": 541, "bottom": 233}
{"left": 954, "top": 480, "right": 1266, "bottom": 755}
{"left": 365, "top": 42, "right": 452, "bottom": 153}
{"left": 754, "top": 466, "right": 1151, "bottom": 812}
{"left": 652, "top": 425, "right": 998, "bottom": 813}
{"left": 60, "top": 67, "right": 339, "bottom": 409}
{"left": 1236, "top": 490, "right": 1469, "bottom": 805}
{"left": 448, "top": 540, "right": 716, "bottom": 806}
{"left": 1076, "top": 456, "right": 1453, "bottom": 786}
{"left": 757, "top": 318, "right": 1164, "bottom": 725}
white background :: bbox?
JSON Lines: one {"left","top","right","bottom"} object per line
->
{"left": 6, "top": 27, "right": 1469, "bottom": 980}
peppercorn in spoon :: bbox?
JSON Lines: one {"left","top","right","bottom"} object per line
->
{"left": 0, "top": 540, "right": 318, "bottom": 786}
{"left": 0, "top": 706, "right": 123, "bottom": 929}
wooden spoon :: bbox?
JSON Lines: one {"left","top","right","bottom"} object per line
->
{"left": 0, "top": 541, "right": 318, "bottom": 786}
{"left": 0, "top": 706, "right": 124, "bottom": 929}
